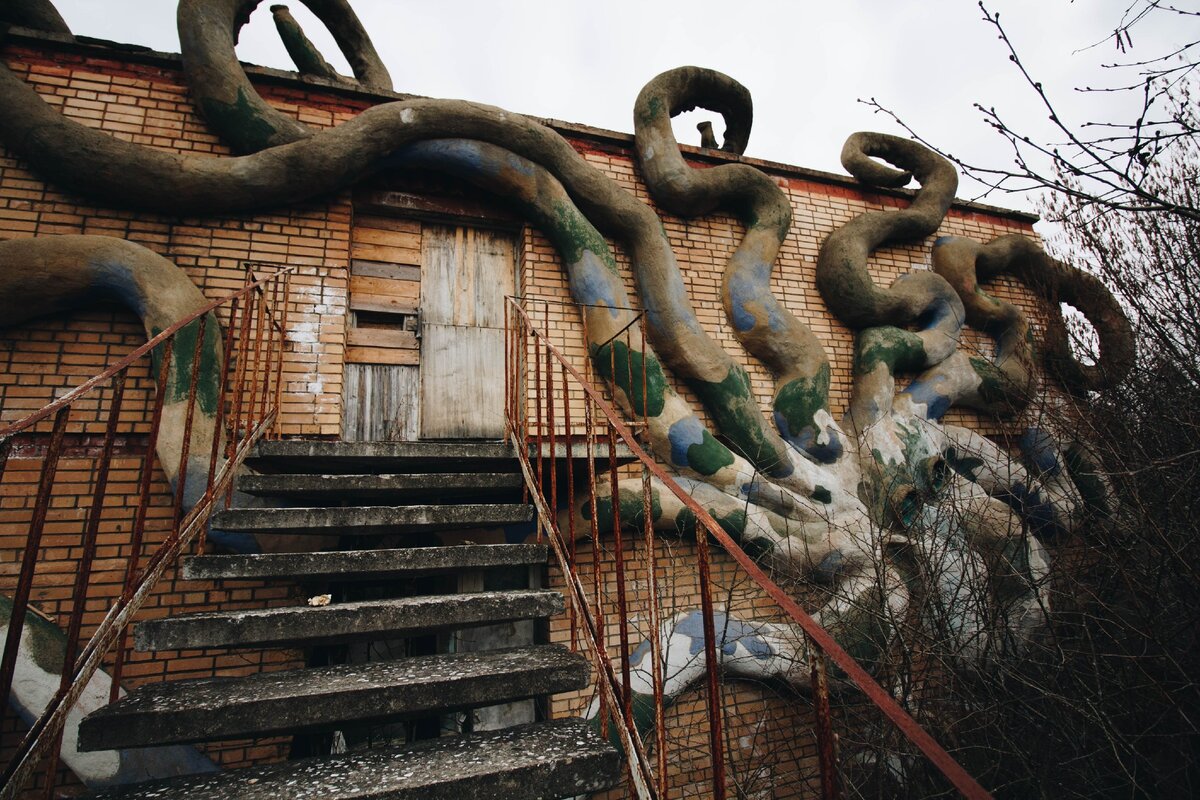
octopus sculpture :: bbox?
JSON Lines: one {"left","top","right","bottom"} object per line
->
{"left": 0, "top": 0, "right": 1133, "bottom": 771}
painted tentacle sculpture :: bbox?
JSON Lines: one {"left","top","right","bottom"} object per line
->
{"left": 176, "top": 0, "right": 392, "bottom": 152}
{"left": 0, "top": 0, "right": 72, "bottom": 38}
{"left": 0, "top": 237, "right": 222, "bottom": 511}
{"left": 635, "top": 67, "right": 844, "bottom": 469}
{"left": 931, "top": 233, "right": 1135, "bottom": 394}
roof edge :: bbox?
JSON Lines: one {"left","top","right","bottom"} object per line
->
{"left": 1, "top": 25, "right": 1040, "bottom": 225}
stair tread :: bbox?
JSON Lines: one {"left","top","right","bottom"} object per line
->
{"left": 135, "top": 590, "right": 563, "bottom": 651}
{"left": 86, "top": 717, "right": 620, "bottom": 800}
{"left": 211, "top": 504, "right": 534, "bottom": 534}
{"left": 236, "top": 472, "right": 523, "bottom": 498}
{"left": 183, "top": 544, "right": 547, "bottom": 581}
{"left": 79, "top": 644, "right": 588, "bottom": 749}
{"left": 245, "top": 439, "right": 634, "bottom": 475}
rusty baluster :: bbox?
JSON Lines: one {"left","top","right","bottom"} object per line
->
{"left": 810, "top": 637, "right": 842, "bottom": 800}
{"left": 0, "top": 405, "right": 70, "bottom": 721}
{"left": 583, "top": 398, "right": 607, "bottom": 739}
{"left": 226, "top": 270, "right": 255, "bottom": 498}
{"left": 607, "top": 422, "right": 633, "bottom": 729}
{"left": 533, "top": 329, "right": 544, "bottom": 528}
{"left": 272, "top": 270, "right": 292, "bottom": 437}
{"left": 110, "top": 334, "right": 174, "bottom": 702}
{"left": 42, "top": 372, "right": 127, "bottom": 797}
{"left": 504, "top": 302, "right": 512, "bottom": 439}
{"left": 639, "top": 315, "right": 649, "bottom": 432}
{"left": 200, "top": 298, "right": 242, "bottom": 552}
{"left": 695, "top": 518, "right": 728, "bottom": 799}
{"left": 642, "top": 463, "right": 667, "bottom": 795}
{"left": 562, "top": 364, "right": 577, "bottom": 651}
{"left": 256, "top": 275, "right": 281, "bottom": 428}
{"left": 547, "top": 348, "right": 558, "bottom": 526}
{"left": 245, "top": 288, "right": 268, "bottom": 435}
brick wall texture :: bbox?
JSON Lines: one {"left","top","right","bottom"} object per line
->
{"left": 0, "top": 38, "right": 1052, "bottom": 797}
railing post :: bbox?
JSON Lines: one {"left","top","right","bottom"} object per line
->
{"left": 0, "top": 406, "right": 70, "bottom": 719}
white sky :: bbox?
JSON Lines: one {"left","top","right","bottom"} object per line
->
{"left": 47, "top": 1, "right": 1191, "bottom": 230}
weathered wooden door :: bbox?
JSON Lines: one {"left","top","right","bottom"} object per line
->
{"left": 418, "top": 224, "right": 516, "bottom": 439}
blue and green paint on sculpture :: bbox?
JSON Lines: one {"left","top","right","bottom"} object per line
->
{"left": 0, "top": 596, "right": 219, "bottom": 787}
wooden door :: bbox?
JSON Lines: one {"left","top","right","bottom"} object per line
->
{"left": 419, "top": 225, "right": 516, "bottom": 439}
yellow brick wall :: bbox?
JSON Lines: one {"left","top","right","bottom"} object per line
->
{"left": 0, "top": 38, "right": 1055, "bottom": 797}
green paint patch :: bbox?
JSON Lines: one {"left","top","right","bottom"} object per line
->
{"left": 1064, "top": 445, "right": 1109, "bottom": 515}
{"left": 697, "top": 367, "right": 786, "bottom": 476}
{"left": 969, "top": 357, "right": 1014, "bottom": 406}
{"left": 686, "top": 427, "right": 735, "bottom": 476}
{"left": 591, "top": 691, "right": 661, "bottom": 755}
{"left": 151, "top": 314, "right": 222, "bottom": 415}
{"left": 674, "top": 507, "right": 698, "bottom": 538}
{"left": 582, "top": 487, "right": 662, "bottom": 533}
{"left": 0, "top": 596, "right": 67, "bottom": 674}
{"left": 549, "top": 201, "right": 618, "bottom": 270}
{"left": 637, "top": 96, "right": 665, "bottom": 128}
{"left": 200, "top": 88, "right": 280, "bottom": 153}
{"left": 855, "top": 327, "right": 926, "bottom": 376}
{"left": 712, "top": 508, "right": 747, "bottom": 539}
{"left": 774, "top": 364, "right": 830, "bottom": 437}
{"left": 591, "top": 339, "right": 668, "bottom": 418}
{"left": 945, "top": 447, "right": 986, "bottom": 480}
{"left": 812, "top": 485, "right": 832, "bottom": 504}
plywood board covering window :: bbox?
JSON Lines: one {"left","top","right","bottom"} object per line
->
{"left": 419, "top": 225, "right": 516, "bottom": 440}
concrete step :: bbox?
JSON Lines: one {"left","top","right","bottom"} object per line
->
{"left": 246, "top": 439, "right": 636, "bottom": 475}
{"left": 86, "top": 717, "right": 621, "bottom": 800}
{"left": 235, "top": 472, "right": 523, "bottom": 501}
{"left": 78, "top": 645, "right": 588, "bottom": 750}
{"left": 183, "top": 544, "right": 547, "bottom": 582}
{"left": 246, "top": 440, "right": 519, "bottom": 475}
{"left": 211, "top": 504, "right": 533, "bottom": 535}
{"left": 135, "top": 590, "right": 563, "bottom": 651}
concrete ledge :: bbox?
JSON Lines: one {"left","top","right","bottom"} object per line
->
{"left": 235, "top": 472, "right": 523, "bottom": 500}
{"left": 183, "top": 544, "right": 548, "bottom": 582}
{"left": 87, "top": 717, "right": 621, "bottom": 800}
{"left": 80, "top": 645, "right": 588, "bottom": 749}
{"left": 134, "top": 590, "right": 564, "bottom": 651}
{"left": 211, "top": 504, "right": 534, "bottom": 534}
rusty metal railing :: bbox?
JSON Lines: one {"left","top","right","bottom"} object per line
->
{"left": 504, "top": 298, "right": 993, "bottom": 800}
{"left": 0, "top": 263, "right": 296, "bottom": 798}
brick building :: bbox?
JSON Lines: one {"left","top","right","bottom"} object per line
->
{"left": 0, "top": 20, "right": 1052, "bottom": 800}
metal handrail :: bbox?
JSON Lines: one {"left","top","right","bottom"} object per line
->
{"left": 0, "top": 262, "right": 297, "bottom": 798}
{"left": 504, "top": 297, "right": 993, "bottom": 800}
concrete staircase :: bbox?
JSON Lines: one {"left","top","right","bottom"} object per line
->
{"left": 79, "top": 440, "right": 621, "bottom": 799}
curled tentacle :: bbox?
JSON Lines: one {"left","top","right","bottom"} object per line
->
{"left": 0, "top": 0, "right": 72, "bottom": 37}
{"left": 0, "top": 236, "right": 222, "bottom": 508}
{"left": 390, "top": 139, "right": 762, "bottom": 493}
{"left": 816, "top": 133, "right": 959, "bottom": 329}
{"left": 0, "top": 49, "right": 845, "bottom": 499}
{"left": 933, "top": 233, "right": 1134, "bottom": 394}
{"left": 176, "top": 0, "right": 392, "bottom": 152}
{"left": 270, "top": 4, "right": 342, "bottom": 82}
{"left": 634, "top": 67, "right": 843, "bottom": 466}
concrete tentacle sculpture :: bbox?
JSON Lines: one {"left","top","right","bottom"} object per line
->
{"left": 635, "top": 67, "right": 843, "bottom": 468}
{"left": 0, "top": 0, "right": 1137, "bottom": 776}
{"left": 0, "top": 236, "right": 222, "bottom": 508}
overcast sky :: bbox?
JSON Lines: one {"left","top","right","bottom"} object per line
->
{"left": 48, "top": 1, "right": 1189, "bottom": 230}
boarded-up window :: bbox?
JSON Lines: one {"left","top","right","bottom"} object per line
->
{"left": 343, "top": 216, "right": 422, "bottom": 441}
